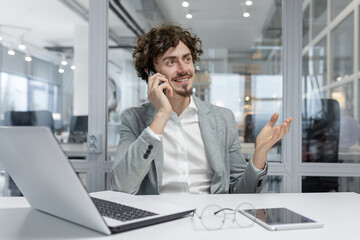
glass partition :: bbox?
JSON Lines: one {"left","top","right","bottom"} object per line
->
{"left": 331, "top": 13, "right": 354, "bottom": 83}
{"left": 312, "top": 0, "right": 327, "bottom": 37}
{"left": 302, "top": 0, "right": 360, "bottom": 193}
{"left": 331, "top": 0, "right": 352, "bottom": 20}
{"left": 302, "top": 176, "right": 360, "bottom": 193}
{"left": 0, "top": 0, "right": 90, "bottom": 195}
{"left": 303, "top": 5, "right": 310, "bottom": 48}
{"left": 262, "top": 176, "right": 283, "bottom": 193}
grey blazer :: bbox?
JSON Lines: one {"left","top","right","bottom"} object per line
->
{"left": 111, "top": 96, "right": 267, "bottom": 194}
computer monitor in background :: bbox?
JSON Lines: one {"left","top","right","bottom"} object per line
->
{"left": 4, "top": 110, "right": 54, "bottom": 132}
{"left": 68, "top": 115, "right": 88, "bottom": 143}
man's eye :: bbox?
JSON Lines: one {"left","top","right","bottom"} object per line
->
{"left": 167, "top": 60, "right": 175, "bottom": 66}
{"left": 185, "top": 57, "right": 192, "bottom": 62}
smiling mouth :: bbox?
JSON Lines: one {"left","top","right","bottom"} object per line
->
{"left": 174, "top": 78, "right": 189, "bottom": 83}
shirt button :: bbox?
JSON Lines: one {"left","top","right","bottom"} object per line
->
{"left": 182, "top": 171, "right": 186, "bottom": 175}
{"left": 177, "top": 123, "right": 181, "bottom": 127}
{"left": 181, "top": 147, "right": 185, "bottom": 152}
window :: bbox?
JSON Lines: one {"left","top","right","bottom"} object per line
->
{"left": 331, "top": 13, "right": 354, "bottom": 82}
{"left": 302, "top": 0, "right": 360, "bottom": 192}
{"left": 312, "top": 0, "right": 327, "bottom": 37}
{"left": 0, "top": 72, "right": 28, "bottom": 115}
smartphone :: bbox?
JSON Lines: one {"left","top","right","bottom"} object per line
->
{"left": 147, "top": 68, "right": 166, "bottom": 94}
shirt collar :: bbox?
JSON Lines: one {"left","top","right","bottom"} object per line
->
{"left": 188, "top": 96, "right": 198, "bottom": 113}
{"left": 170, "top": 96, "right": 198, "bottom": 119}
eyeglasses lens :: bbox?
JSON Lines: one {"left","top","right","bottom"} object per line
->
{"left": 201, "top": 205, "right": 225, "bottom": 230}
{"left": 234, "top": 203, "right": 256, "bottom": 228}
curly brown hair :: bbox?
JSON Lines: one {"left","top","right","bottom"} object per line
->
{"left": 132, "top": 25, "right": 203, "bottom": 81}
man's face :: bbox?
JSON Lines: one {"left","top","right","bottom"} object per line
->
{"left": 154, "top": 41, "right": 195, "bottom": 97}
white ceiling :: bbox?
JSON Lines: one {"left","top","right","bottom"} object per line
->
{"left": 0, "top": 0, "right": 86, "bottom": 48}
{"left": 154, "top": 0, "right": 275, "bottom": 52}
{"left": 0, "top": 0, "right": 279, "bottom": 67}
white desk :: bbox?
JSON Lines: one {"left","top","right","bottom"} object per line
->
{"left": 0, "top": 192, "right": 359, "bottom": 240}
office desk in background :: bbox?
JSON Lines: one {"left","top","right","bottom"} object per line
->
{"left": 60, "top": 143, "right": 118, "bottom": 159}
{"left": 0, "top": 192, "right": 359, "bottom": 240}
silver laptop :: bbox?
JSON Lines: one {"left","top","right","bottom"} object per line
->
{"left": 0, "top": 126, "right": 195, "bottom": 235}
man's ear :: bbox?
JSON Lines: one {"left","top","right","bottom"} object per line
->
{"left": 144, "top": 68, "right": 149, "bottom": 75}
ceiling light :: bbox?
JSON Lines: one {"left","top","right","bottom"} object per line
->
{"left": 58, "top": 67, "right": 64, "bottom": 73}
{"left": 0, "top": 36, "right": 2, "bottom": 41}
{"left": 61, "top": 54, "right": 68, "bottom": 66}
{"left": 18, "top": 43, "right": 26, "bottom": 50}
{"left": 245, "top": 0, "right": 253, "bottom": 6}
{"left": 243, "top": 12, "right": 250, "bottom": 17}
{"left": 186, "top": 13, "right": 193, "bottom": 19}
{"left": 182, "top": 1, "right": 189, "bottom": 7}
{"left": 25, "top": 53, "right": 32, "bottom": 62}
{"left": 71, "top": 65, "right": 76, "bottom": 70}
{"left": 8, "top": 47, "right": 15, "bottom": 56}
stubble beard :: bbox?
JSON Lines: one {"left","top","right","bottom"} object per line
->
{"left": 172, "top": 73, "right": 194, "bottom": 97}
{"left": 175, "top": 85, "right": 193, "bottom": 97}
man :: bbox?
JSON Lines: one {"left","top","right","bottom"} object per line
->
{"left": 111, "top": 25, "right": 292, "bottom": 194}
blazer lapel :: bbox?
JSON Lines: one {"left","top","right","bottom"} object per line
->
{"left": 194, "top": 97, "right": 225, "bottom": 193}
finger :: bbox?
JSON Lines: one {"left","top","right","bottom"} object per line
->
{"left": 268, "top": 112, "right": 279, "bottom": 127}
{"left": 147, "top": 74, "right": 156, "bottom": 95}
{"left": 284, "top": 117, "right": 292, "bottom": 124}
{"left": 165, "top": 83, "right": 174, "bottom": 97}
{"left": 284, "top": 117, "right": 292, "bottom": 134}
{"left": 149, "top": 74, "right": 163, "bottom": 91}
{"left": 271, "top": 127, "right": 280, "bottom": 141}
{"left": 159, "top": 81, "right": 173, "bottom": 96}
{"left": 148, "top": 74, "right": 167, "bottom": 94}
{"left": 279, "top": 123, "right": 287, "bottom": 138}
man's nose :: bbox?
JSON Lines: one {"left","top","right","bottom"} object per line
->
{"left": 177, "top": 60, "right": 188, "bottom": 73}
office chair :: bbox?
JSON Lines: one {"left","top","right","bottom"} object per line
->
{"left": 4, "top": 110, "right": 55, "bottom": 132}
{"left": 302, "top": 98, "right": 340, "bottom": 163}
{"left": 302, "top": 99, "right": 340, "bottom": 192}
{"left": 244, "top": 114, "right": 270, "bottom": 143}
{"left": 68, "top": 115, "right": 88, "bottom": 143}
{"left": 3, "top": 110, "right": 55, "bottom": 196}
{"left": 244, "top": 113, "right": 282, "bottom": 147}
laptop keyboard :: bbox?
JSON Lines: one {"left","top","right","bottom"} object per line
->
{"left": 91, "top": 197, "right": 158, "bottom": 222}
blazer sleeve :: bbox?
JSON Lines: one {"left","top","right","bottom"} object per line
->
{"left": 227, "top": 111, "right": 268, "bottom": 193}
{"left": 110, "top": 109, "right": 161, "bottom": 194}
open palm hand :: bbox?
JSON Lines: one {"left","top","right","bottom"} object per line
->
{"left": 255, "top": 113, "right": 292, "bottom": 155}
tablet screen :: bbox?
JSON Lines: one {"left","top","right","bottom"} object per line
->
{"left": 244, "top": 207, "right": 316, "bottom": 225}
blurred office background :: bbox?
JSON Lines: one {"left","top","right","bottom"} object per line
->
{"left": 0, "top": 0, "right": 359, "bottom": 196}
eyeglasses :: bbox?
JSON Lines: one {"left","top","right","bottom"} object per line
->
{"left": 192, "top": 202, "right": 256, "bottom": 231}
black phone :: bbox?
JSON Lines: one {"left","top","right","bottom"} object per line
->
{"left": 147, "top": 68, "right": 166, "bottom": 94}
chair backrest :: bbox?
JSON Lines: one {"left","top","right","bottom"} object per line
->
{"left": 302, "top": 98, "right": 340, "bottom": 162}
{"left": 68, "top": 115, "right": 88, "bottom": 143}
{"left": 4, "top": 110, "right": 54, "bottom": 132}
{"left": 244, "top": 114, "right": 282, "bottom": 151}
{"left": 244, "top": 114, "right": 270, "bottom": 143}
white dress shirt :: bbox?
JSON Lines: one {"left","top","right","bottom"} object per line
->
{"left": 146, "top": 96, "right": 264, "bottom": 194}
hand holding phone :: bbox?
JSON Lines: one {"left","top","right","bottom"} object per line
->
{"left": 147, "top": 68, "right": 166, "bottom": 94}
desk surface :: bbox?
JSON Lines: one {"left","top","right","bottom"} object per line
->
{"left": 0, "top": 192, "right": 359, "bottom": 240}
